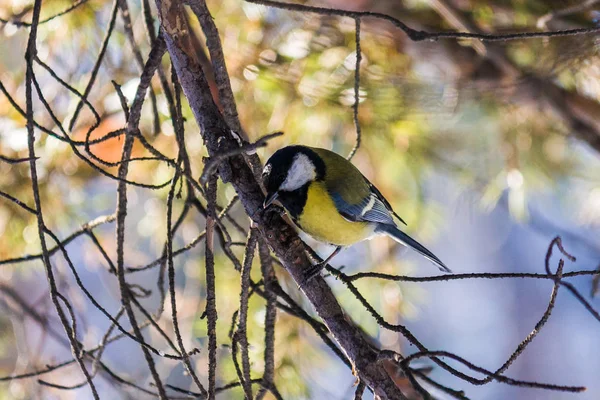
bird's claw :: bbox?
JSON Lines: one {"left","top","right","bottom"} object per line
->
{"left": 265, "top": 203, "right": 286, "bottom": 216}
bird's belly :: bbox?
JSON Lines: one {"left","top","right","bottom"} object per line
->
{"left": 296, "top": 183, "right": 375, "bottom": 246}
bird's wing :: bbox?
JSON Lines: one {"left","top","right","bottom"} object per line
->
{"left": 330, "top": 189, "right": 395, "bottom": 224}
{"left": 309, "top": 147, "right": 405, "bottom": 226}
{"left": 364, "top": 179, "right": 407, "bottom": 226}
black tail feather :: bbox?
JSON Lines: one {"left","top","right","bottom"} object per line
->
{"left": 376, "top": 224, "right": 451, "bottom": 273}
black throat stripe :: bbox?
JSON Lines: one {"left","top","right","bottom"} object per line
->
{"left": 277, "top": 183, "right": 309, "bottom": 220}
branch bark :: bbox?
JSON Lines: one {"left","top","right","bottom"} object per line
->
{"left": 154, "top": 0, "right": 405, "bottom": 397}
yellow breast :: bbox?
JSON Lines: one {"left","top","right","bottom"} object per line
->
{"left": 296, "top": 182, "right": 375, "bottom": 246}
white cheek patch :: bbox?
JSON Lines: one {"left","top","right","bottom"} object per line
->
{"left": 280, "top": 153, "right": 316, "bottom": 191}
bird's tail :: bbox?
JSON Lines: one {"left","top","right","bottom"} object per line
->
{"left": 376, "top": 224, "right": 451, "bottom": 273}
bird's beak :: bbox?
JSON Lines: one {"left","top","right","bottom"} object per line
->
{"left": 263, "top": 192, "right": 279, "bottom": 209}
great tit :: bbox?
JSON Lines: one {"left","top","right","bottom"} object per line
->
{"left": 262, "top": 145, "right": 450, "bottom": 281}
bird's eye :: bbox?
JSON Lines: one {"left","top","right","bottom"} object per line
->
{"left": 262, "top": 164, "right": 272, "bottom": 179}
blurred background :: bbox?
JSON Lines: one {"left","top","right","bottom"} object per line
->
{"left": 1, "top": 0, "right": 600, "bottom": 398}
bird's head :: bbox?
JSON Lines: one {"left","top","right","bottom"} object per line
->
{"left": 262, "top": 146, "right": 324, "bottom": 209}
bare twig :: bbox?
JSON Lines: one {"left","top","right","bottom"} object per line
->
{"left": 246, "top": 0, "right": 600, "bottom": 41}
{"left": 200, "top": 131, "right": 283, "bottom": 184}
{"left": 354, "top": 381, "right": 366, "bottom": 399}
{"left": 236, "top": 229, "right": 259, "bottom": 399}
{"left": 68, "top": 0, "right": 119, "bottom": 131}
{"left": 0, "top": 154, "right": 39, "bottom": 164}
{"left": 348, "top": 17, "right": 361, "bottom": 161}
{"left": 189, "top": 0, "right": 266, "bottom": 183}
{"left": 402, "top": 350, "right": 585, "bottom": 392}
{"left": 166, "top": 164, "right": 207, "bottom": 395}
{"left": 255, "top": 238, "right": 277, "bottom": 400}
{"left": 205, "top": 173, "right": 219, "bottom": 399}
{"left": 0, "top": 0, "right": 90, "bottom": 27}
{"left": 24, "top": 0, "right": 98, "bottom": 395}
{"left": 118, "top": 0, "right": 161, "bottom": 135}
{"left": 115, "top": 30, "right": 168, "bottom": 399}
{"left": 188, "top": 0, "right": 244, "bottom": 135}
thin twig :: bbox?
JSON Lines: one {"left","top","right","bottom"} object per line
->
{"left": 189, "top": 0, "right": 267, "bottom": 184}
{"left": 0, "top": 189, "right": 38, "bottom": 214}
{"left": 0, "top": 154, "right": 39, "bottom": 164}
{"left": 236, "top": 229, "right": 259, "bottom": 399}
{"left": 348, "top": 17, "right": 361, "bottom": 161}
{"left": 115, "top": 31, "right": 169, "bottom": 399}
{"left": 188, "top": 0, "right": 243, "bottom": 134}
{"left": 246, "top": 0, "right": 600, "bottom": 42}
{"left": 0, "top": 0, "right": 90, "bottom": 27}
{"left": 205, "top": 173, "right": 219, "bottom": 399}
{"left": 0, "top": 214, "right": 116, "bottom": 266}
{"left": 166, "top": 166, "right": 207, "bottom": 395}
{"left": 200, "top": 131, "right": 283, "bottom": 184}
{"left": 255, "top": 238, "right": 277, "bottom": 400}
{"left": 24, "top": 0, "right": 98, "bottom": 395}
{"left": 68, "top": 0, "right": 119, "bottom": 131}
{"left": 354, "top": 381, "right": 366, "bottom": 399}
{"left": 118, "top": 0, "right": 161, "bottom": 134}
{"left": 401, "top": 350, "right": 585, "bottom": 392}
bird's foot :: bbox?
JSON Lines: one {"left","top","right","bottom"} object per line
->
{"left": 267, "top": 204, "right": 286, "bottom": 217}
{"left": 274, "top": 205, "right": 287, "bottom": 216}
{"left": 300, "top": 262, "right": 325, "bottom": 286}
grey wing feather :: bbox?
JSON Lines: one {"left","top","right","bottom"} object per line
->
{"left": 362, "top": 197, "right": 395, "bottom": 224}
{"left": 330, "top": 191, "right": 395, "bottom": 225}
{"left": 366, "top": 181, "right": 407, "bottom": 226}
{"left": 329, "top": 192, "right": 366, "bottom": 221}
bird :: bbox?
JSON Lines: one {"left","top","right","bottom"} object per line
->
{"left": 261, "top": 145, "right": 450, "bottom": 282}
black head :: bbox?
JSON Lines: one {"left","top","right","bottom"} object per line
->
{"left": 262, "top": 146, "right": 325, "bottom": 209}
